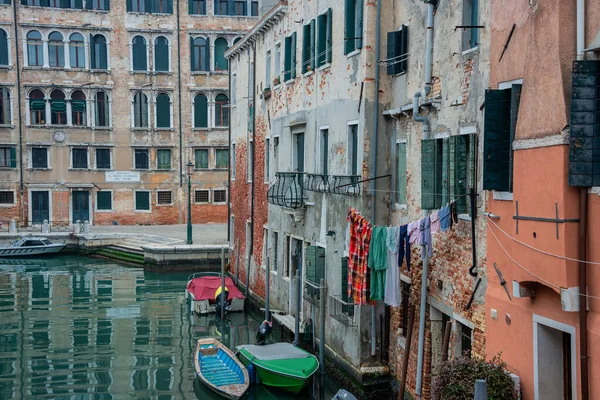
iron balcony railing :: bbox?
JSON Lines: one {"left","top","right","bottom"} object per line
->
{"left": 303, "top": 173, "right": 361, "bottom": 196}
{"left": 267, "top": 172, "right": 306, "bottom": 209}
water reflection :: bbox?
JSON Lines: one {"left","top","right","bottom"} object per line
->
{"left": 0, "top": 256, "right": 337, "bottom": 399}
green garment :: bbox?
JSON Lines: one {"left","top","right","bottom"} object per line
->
{"left": 368, "top": 226, "right": 388, "bottom": 301}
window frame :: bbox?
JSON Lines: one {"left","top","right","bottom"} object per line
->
{"left": 26, "top": 30, "right": 43, "bottom": 67}
{"left": 396, "top": 140, "right": 407, "bottom": 204}
{"left": 319, "top": 126, "right": 329, "bottom": 175}
{"left": 71, "top": 90, "right": 87, "bottom": 126}
{"left": 48, "top": 31, "right": 64, "bottom": 68}
{"left": 156, "top": 148, "right": 172, "bottom": 170}
{"left": 212, "top": 189, "right": 227, "bottom": 204}
{"left": 95, "top": 148, "right": 112, "bottom": 169}
{"left": 194, "top": 148, "right": 209, "bottom": 169}
{"left": 274, "top": 43, "right": 281, "bottom": 85}
{"left": 96, "top": 190, "right": 113, "bottom": 212}
{"left": 231, "top": 142, "right": 236, "bottom": 180}
{"left": 191, "top": 36, "right": 209, "bottom": 72}
{"left": 69, "top": 33, "right": 86, "bottom": 69}
{"left": 50, "top": 89, "right": 67, "bottom": 125}
{"left": 214, "top": 93, "right": 229, "bottom": 127}
{"left": 189, "top": 0, "right": 206, "bottom": 15}
{"left": 153, "top": 36, "right": 170, "bottom": 73}
{"left": 0, "top": 28, "right": 10, "bottom": 67}
{"left": 132, "top": 91, "right": 149, "bottom": 128}
{"left": 264, "top": 137, "right": 270, "bottom": 183}
{"left": 133, "top": 148, "right": 150, "bottom": 170}
{"left": 462, "top": 0, "right": 479, "bottom": 51}
{"left": 0, "top": 87, "right": 12, "bottom": 126}
{"left": 156, "top": 190, "right": 173, "bottom": 206}
{"left": 215, "top": 148, "right": 229, "bottom": 169}
{"left": 71, "top": 147, "right": 89, "bottom": 169}
{"left": 94, "top": 91, "right": 110, "bottom": 128}
{"left": 131, "top": 35, "right": 148, "bottom": 72}
{"left": 90, "top": 34, "right": 108, "bottom": 70}
{"left": 271, "top": 230, "right": 279, "bottom": 274}
{"left": 134, "top": 190, "right": 151, "bottom": 212}
{"left": 194, "top": 189, "right": 210, "bottom": 203}
{"left": 347, "top": 122, "right": 359, "bottom": 176}
{"left": 0, "top": 190, "right": 16, "bottom": 205}
{"left": 30, "top": 146, "right": 49, "bottom": 169}
{"left": 0, "top": 146, "right": 16, "bottom": 168}
{"left": 28, "top": 89, "right": 46, "bottom": 125}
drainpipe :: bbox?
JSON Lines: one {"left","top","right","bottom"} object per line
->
{"left": 369, "top": 0, "right": 382, "bottom": 358}
{"left": 246, "top": 44, "right": 257, "bottom": 298}
{"left": 227, "top": 67, "right": 231, "bottom": 246}
{"left": 12, "top": 0, "right": 24, "bottom": 215}
{"left": 176, "top": 0, "right": 182, "bottom": 188}
{"left": 577, "top": 0, "right": 585, "bottom": 59}
{"left": 415, "top": 2, "right": 434, "bottom": 397}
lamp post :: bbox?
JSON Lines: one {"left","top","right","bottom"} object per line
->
{"left": 186, "top": 161, "right": 194, "bottom": 245}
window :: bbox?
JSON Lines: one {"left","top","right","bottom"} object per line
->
{"left": 194, "top": 93, "right": 208, "bottom": 128}
{"left": 215, "top": 94, "right": 228, "bottom": 127}
{"left": 400, "top": 282, "right": 411, "bottom": 337}
{"left": 128, "top": 0, "right": 146, "bottom": 12}
{"left": 214, "top": 37, "right": 228, "bottom": 71}
{"left": 264, "top": 138, "right": 270, "bottom": 182}
{"left": 396, "top": 142, "right": 407, "bottom": 204}
{"left": 306, "top": 245, "right": 325, "bottom": 300}
{"left": 234, "top": 0, "right": 245, "bottom": 15}
{"left": 48, "top": 32, "right": 64, "bottom": 68}
{"left": 462, "top": 0, "right": 479, "bottom": 50}
{"left": 191, "top": 37, "right": 209, "bottom": 71}
{"left": 194, "top": 190, "right": 209, "bottom": 203}
{"left": 282, "top": 235, "right": 291, "bottom": 278}
{"left": 134, "top": 149, "right": 149, "bottom": 169}
{"left": 274, "top": 44, "right": 281, "bottom": 84}
{"left": 421, "top": 134, "right": 478, "bottom": 212}
{"left": 247, "top": 140, "right": 253, "bottom": 181}
{"left": 0, "top": 191, "right": 14, "bottom": 204}
{"left": 97, "top": 191, "right": 112, "bottom": 211}
{"left": 72, "top": 148, "right": 88, "bottom": 169}
{"left": 457, "top": 322, "right": 472, "bottom": 357}
{"left": 135, "top": 191, "right": 150, "bottom": 211}
{"left": 215, "top": 148, "right": 228, "bottom": 169}
{"left": 96, "top": 148, "right": 111, "bottom": 169}
{"left": 231, "top": 73, "right": 237, "bottom": 105}
{"left": 31, "top": 147, "right": 48, "bottom": 169}
{"left": 261, "top": 228, "right": 268, "bottom": 268}
{"left": 0, "top": 147, "right": 16, "bottom": 168}
{"left": 293, "top": 132, "right": 304, "bottom": 173}
{"left": 0, "top": 87, "right": 11, "bottom": 125}
{"left": 50, "top": 90, "right": 66, "bottom": 125}
{"left": 213, "top": 190, "right": 226, "bottom": 203}
{"left": 157, "top": 149, "right": 171, "bottom": 170}
{"left": 231, "top": 143, "right": 236, "bottom": 180}
{"left": 483, "top": 84, "right": 521, "bottom": 193}
{"left": 87, "top": 0, "right": 109, "bottom": 11}
{"left": 250, "top": 0, "right": 257, "bottom": 16}
{"left": 344, "top": 0, "right": 363, "bottom": 54}
{"left": 319, "top": 128, "right": 328, "bottom": 175}
{"left": 317, "top": 9, "right": 332, "bottom": 66}
{"left": 27, "top": 31, "right": 43, "bottom": 67}
{"left": 302, "top": 20, "right": 315, "bottom": 74}
{"left": 284, "top": 33, "right": 296, "bottom": 81}
{"left": 248, "top": 61, "right": 254, "bottom": 100}
{"left": 229, "top": 215, "right": 234, "bottom": 247}
{"left": 91, "top": 34, "right": 108, "bottom": 70}
{"left": 156, "top": 93, "right": 171, "bottom": 128}
{"left": 194, "top": 148, "right": 208, "bottom": 169}
{"left": 0, "top": 29, "right": 8, "bottom": 68}
{"left": 272, "top": 231, "right": 279, "bottom": 273}
{"left": 347, "top": 124, "right": 358, "bottom": 175}
{"left": 214, "top": 0, "right": 227, "bottom": 15}
{"left": 189, "top": 0, "right": 205, "bottom": 15}
{"left": 69, "top": 33, "right": 85, "bottom": 68}
{"left": 133, "top": 92, "right": 149, "bottom": 128}
{"left": 154, "top": 37, "right": 169, "bottom": 72}
{"left": 29, "top": 89, "right": 46, "bottom": 125}
{"left": 387, "top": 25, "right": 408, "bottom": 75}
{"left": 71, "top": 90, "right": 86, "bottom": 126}
{"left": 157, "top": 191, "right": 172, "bottom": 205}
{"left": 95, "top": 91, "right": 110, "bottom": 127}
{"left": 153, "top": 0, "right": 173, "bottom": 13}
{"left": 273, "top": 136, "right": 279, "bottom": 174}
{"left": 132, "top": 36, "right": 147, "bottom": 71}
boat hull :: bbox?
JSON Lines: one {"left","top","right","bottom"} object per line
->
{"left": 0, "top": 244, "right": 66, "bottom": 257}
{"left": 193, "top": 296, "right": 245, "bottom": 314}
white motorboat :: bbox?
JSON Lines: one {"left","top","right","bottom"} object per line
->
{"left": 0, "top": 236, "right": 66, "bottom": 257}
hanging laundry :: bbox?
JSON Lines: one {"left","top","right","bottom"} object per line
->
{"left": 450, "top": 201, "right": 459, "bottom": 227}
{"left": 347, "top": 208, "right": 373, "bottom": 305}
{"left": 408, "top": 220, "right": 420, "bottom": 245}
{"left": 430, "top": 210, "right": 440, "bottom": 234}
{"left": 368, "top": 226, "right": 388, "bottom": 301}
{"left": 419, "top": 216, "right": 433, "bottom": 258}
{"left": 385, "top": 226, "right": 401, "bottom": 307}
{"left": 439, "top": 206, "right": 451, "bottom": 231}
{"left": 398, "top": 224, "right": 411, "bottom": 271}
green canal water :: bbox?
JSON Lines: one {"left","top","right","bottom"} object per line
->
{"left": 0, "top": 256, "right": 340, "bottom": 399}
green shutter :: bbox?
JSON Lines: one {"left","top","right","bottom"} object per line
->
{"left": 0, "top": 31, "right": 8, "bottom": 66}
{"left": 355, "top": 0, "right": 363, "bottom": 49}
{"left": 399, "top": 25, "right": 408, "bottom": 73}
{"left": 195, "top": 149, "right": 208, "bottom": 168}
{"left": 126, "top": 0, "right": 132, "bottom": 11}
{"left": 204, "top": 38, "right": 210, "bottom": 71}
{"left": 453, "top": 135, "right": 468, "bottom": 213}
{"left": 326, "top": 8, "right": 332, "bottom": 63}
{"left": 386, "top": 31, "right": 397, "bottom": 75}
{"left": 104, "top": 0, "right": 109, "bottom": 10}
{"left": 483, "top": 89, "right": 512, "bottom": 191}
{"left": 133, "top": 38, "right": 147, "bottom": 71}
{"left": 317, "top": 14, "right": 326, "bottom": 66}
{"left": 216, "top": 149, "right": 228, "bottom": 168}
{"left": 443, "top": 137, "right": 451, "bottom": 206}
{"left": 51, "top": 100, "right": 66, "bottom": 112}
{"left": 30, "top": 100, "right": 45, "bottom": 110}
{"left": 74, "top": 0, "right": 82, "bottom": 8}
{"left": 135, "top": 191, "right": 150, "bottom": 210}
{"left": 90, "top": 34, "right": 96, "bottom": 68}
{"left": 72, "top": 100, "right": 86, "bottom": 111}
{"left": 422, "top": 138, "right": 442, "bottom": 210}
{"left": 214, "top": 38, "right": 228, "bottom": 71}
{"left": 396, "top": 142, "right": 406, "bottom": 203}
{"left": 344, "top": 0, "right": 355, "bottom": 55}
{"left": 60, "top": 0, "right": 69, "bottom": 8}
{"left": 156, "top": 94, "right": 170, "bottom": 128}
{"left": 166, "top": 0, "right": 172, "bottom": 13}
{"left": 569, "top": 61, "right": 600, "bottom": 186}
{"left": 157, "top": 149, "right": 171, "bottom": 169}
{"left": 470, "top": 0, "right": 479, "bottom": 47}
{"left": 310, "top": 19, "right": 316, "bottom": 71}
{"left": 10, "top": 147, "right": 16, "bottom": 168}
{"left": 155, "top": 38, "right": 169, "bottom": 72}
{"left": 190, "top": 39, "right": 196, "bottom": 71}
{"left": 97, "top": 191, "right": 112, "bottom": 210}
{"left": 306, "top": 245, "right": 316, "bottom": 284}
{"left": 341, "top": 257, "right": 349, "bottom": 300}
{"left": 291, "top": 33, "right": 297, "bottom": 79}
{"left": 284, "top": 36, "right": 291, "bottom": 81}
{"left": 144, "top": 0, "right": 152, "bottom": 12}
{"left": 188, "top": 0, "right": 193, "bottom": 13}
{"left": 194, "top": 94, "right": 207, "bottom": 128}
{"left": 508, "top": 84, "right": 521, "bottom": 192}
{"left": 302, "top": 24, "right": 310, "bottom": 74}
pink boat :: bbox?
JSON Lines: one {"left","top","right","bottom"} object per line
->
{"left": 186, "top": 273, "right": 245, "bottom": 314}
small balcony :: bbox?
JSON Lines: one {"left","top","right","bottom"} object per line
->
{"left": 267, "top": 172, "right": 306, "bottom": 209}
{"left": 304, "top": 174, "right": 361, "bottom": 196}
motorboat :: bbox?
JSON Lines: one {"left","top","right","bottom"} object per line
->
{"left": 186, "top": 273, "right": 245, "bottom": 315}
{"left": 0, "top": 236, "right": 66, "bottom": 257}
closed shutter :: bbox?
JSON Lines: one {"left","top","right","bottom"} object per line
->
{"left": 74, "top": 0, "right": 83, "bottom": 9}
{"left": 453, "top": 135, "right": 469, "bottom": 213}
{"left": 310, "top": 19, "right": 316, "bottom": 71}
{"left": 144, "top": 0, "right": 152, "bottom": 12}
{"left": 188, "top": 0, "right": 193, "bottom": 13}
{"left": 157, "top": 149, "right": 171, "bottom": 169}
{"left": 421, "top": 139, "right": 441, "bottom": 210}
{"left": 317, "top": 14, "right": 326, "bottom": 67}
{"left": 396, "top": 142, "right": 406, "bottom": 203}
{"left": 569, "top": 61, "right": 600, "bottom": 186}
{"left": 89, "top": 34, "right": 96, "bottom": 68}
{"left": 194, "top": 94, "right": 207, "bottom": 128}
{"left": 190, "top": 39, "right": 196, "bottom": 71}
{"left": 344, "top": 0, "right": 355, "bottom": 55}
{"left": 96, "top": 149, "right": 110, "bottom": 169}
{"left": 104, "top": 0, "right": 109, "bottom": 10}
{"left": 227, "top": 0, "right": 235, "bottom": 15}
{"left": 204, "top": 38, "right": 210, "bottom": 71}
{"left": 97, "top": 191, "right": 112, "bottom": 210}
{"left": 135, "top": 192, "right": 150, "bottom": 210}
{"left": 60, "top": 0, "right": 69, "bottom": 8}
{"left": 133, "top": 38, "right": 147, "bottom": 71}
{"left": 126, "top": 0, "right": 132, "bottom": 11}
{"left": 156, "top": 94, "right": 170, "bottom": 128}
{"left": 290, "top": 33, "right": 297, "bottom": 79}
{"left": 0, "top": 31, "right": 8, "bottom": 66}
{"left": 483, "top": 89, "right": 512, "bottom": 191}
{"left": 399, "top": 25, "right": 408, "bottom": 74}
{"left": 166, "top": 0, "right": 172, "bottom": 13}
{"left": 341, "top": 257, "right": 353, "bottom": 316}
{"left": 326, "top": 8, "right": 332, "bottom": 63}
{"left": 195, "top": 149, "right": 208, "bottom": 169}
{"left": 509, "top": 84, "right": 521, "bottom": 192}
{"left": 386, "top": 31, "right": 398, "bottom": 76}
{"left": 355, "top": 0, "right": 363, "bottom": 49}
{"left": 284, "top": 36, "right": 291, "bottom": 81}
{"left": 154, "top": 38, "right": 169, "bottom": 72}
{"left": 216, "top": 149, "right": 228, "bottom": 168}
{"left": 302, "top": 24, "right": 310, "bottom": 74}
{"left": 10, "top": 147, "right": 16, "bottom": 168}
{"left": 306, "top": 245, "right": 316, "bottom": 284}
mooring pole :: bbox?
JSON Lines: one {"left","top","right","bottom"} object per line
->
{"left": 294, "top": 269, "right": 301, "bottom": 345}
{"left": 319, "top": 278, "right": 326, "bottom": 375}
{"left": 221, "top": 246, "right": 226, "bottom": 320}
{"left": 399, "top": 305, "right": 415, "bottom": 398}
{"left": 265, "top": 242, "right": 270, "bottom": 321}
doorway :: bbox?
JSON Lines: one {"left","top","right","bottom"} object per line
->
{"left": 31, "top": 191, "right": 49, "bottom": 224}
{"left": 72, "top": 190, "right": 90, "bottom": 223}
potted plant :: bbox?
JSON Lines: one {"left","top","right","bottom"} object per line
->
{"left": 263, "top": 87, "right": 271, "bottom": 99}
{"left": 273, "top": 76, "right": 280, "bottom": 86}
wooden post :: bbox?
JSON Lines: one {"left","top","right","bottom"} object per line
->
{"left": 441, "top": 320, "right": 452, "bottom": 362}
{"left": 221, "top": 246, "right": 226, "bottom": 320}
{"left": 399, "top": 305, "right": 415, "bottom": 399}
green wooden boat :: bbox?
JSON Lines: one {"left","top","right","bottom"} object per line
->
{"left": 236, "top": 343, "right": 319, "bottom": 394}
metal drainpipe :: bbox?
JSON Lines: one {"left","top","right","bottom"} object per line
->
{"left": 227, "top": 67, "right": 231, "bottom": 246}
{"left": 246, "top": 44, "right": 257, "bottom": 298}
{"left": 415, "top": 2, "right": 434, "bottom": 397}
{"left": 369, "top": 0, "right": 382, "bottom": 359}
{"left": 176, "top": 0, "right": 183, "bottom": 188}
{"left": 12, "top": 0, "right": 24, "bottom": 212}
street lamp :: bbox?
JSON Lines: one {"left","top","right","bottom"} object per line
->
{"left": 186, "top": 161, "right": 194, "bottom": 245}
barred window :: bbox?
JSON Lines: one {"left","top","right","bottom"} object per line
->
{"left": 213, "top": 190, "right": 226, "bottom": 203}
{"left": 195, "top": 190, "right": 209, "bottom": 203}
{"left": 157, "top": 191, "right": 172, "bottom": 205}
{"left": 0, "top": 191, "right": 14, "bottom": 204}
{"left": 458, "top": 322, "right": 472, "bottom": 358}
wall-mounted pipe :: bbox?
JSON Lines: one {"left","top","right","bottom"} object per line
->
{"left": 12, "top": 0, "right": 24, "bottom": 210}
{"left": 577, "top": 0, "right": 585, "bottom": 59}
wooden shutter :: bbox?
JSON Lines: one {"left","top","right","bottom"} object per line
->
{"left": 399, "top": 25, "right": 408, "bottom": 74}
{"left": 155, "top": 38, "right": 169, "bottom": 72}
{"left": 156, "top": 94, "right": 170, "bottom": 128}
{"left": 317, "top": 14, "right": 326, "bottom": 66}
{"left": 60, "top": 0, "right": 69, "bottom": 8}
{"left": 144, "top": 0, "right": 152, "bottom": 12}
{"left": 483, "top": 89, "right": 512, "bottom": 191}
{"left": 10, "top": 147, "right": 16, "bottom": 168}
{"left": 386, "top": 31, "right": 398, "bottom": 76}
{"left": 104, "top": 0, "right": 109, "bottom": 10}
{"left": 194, "top": 94, "right": 207, "bottom": 128}
{"left": 508, "top": 84, "right": 521, "bottom": 192}
{"left": 316, "top": 246, "right": 325, "bottom": 286}
{"left": 166, "top": 0, "right": 173, "bottom": 13}
{"left": 326, "top": 8, "right": 332, "bottom": 63}
{"left": 310, "top": 19, "right": 316, "bottom": 71}
{"left": 74, "top": 0, "right": 83, "bottom": 8}
{"left": 570, "top": 61, "right": 600, "bottom": 186}
{"left": 453, "top": 135, "right": 469, "bottom": 213}
{"left": 136, "top": 192, "right": 150, "bottom": 210}
{"left": 397, "top": 142, "right": 407, "bottom": 203}
{"left": 341, "top": 257, "right": 349, "bottom": 301}
{"left": 291, "top": 33, "right": 297, "bottom": 78}
{"left": 89, "top": 34, "right": 96, "bottom": 68}
{"left": 344, "top": 0, "right": 355, "bottom": 55}
{"left": 0, "top": 32, "right": 7, "bottom": 66}
{"left": 133, "top": 38, "right": 147, "bottom": 71}
{"left": 306, "top": 245, "right": 316, "bottom": 284}
{"left": 126, "top": 0, "right": 132, "bottom": 11}
{"left": 204, "top": 38, "right": 210, "bottom": 71}
{"left": 421, "top": 138, "right": 441, "bottom": 209}
{"left": 97, "top": 191, "right": 111, "bottom": 210}
{"left": 302, "top": 24, "right": 310, "bottom": 74}
{"left": 355, "top": 0, "right": 363, "bottom": 49}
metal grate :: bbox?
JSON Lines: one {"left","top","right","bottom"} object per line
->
{"left": 267, "top": 172, "right": 305, "bottom": 209}
{"left": 459, "top": 323, "right": 472, "bottom": 358}
{"left": 0, "top": 191, "right": 14, "bottom": 204}
{"left": 157, "top": 191, "right": 172, "bottom": 205}
{"left": 195, "top": 190, "right": 209, "bottom": 203}
{"left": 213, "top": 190, "right": 227, "bottom": 203}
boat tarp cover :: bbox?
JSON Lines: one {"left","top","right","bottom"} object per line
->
{"left": 237, "top": 343, "right": 311, "bottom": 361}
{"left": 187, "top": 276, "right": 245, "bottom": 301}
{"left": 237, "top": 343, "right": 318, "bottom": 379}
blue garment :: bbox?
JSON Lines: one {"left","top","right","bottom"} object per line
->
{"left": 398, "top": 224, "right": 411, "bottom": 271}
{"left": 439, "top": 206, "right": 451, "bottom": 231}
{"left": 419, "top": 216, "right": 433, "bottom": 258}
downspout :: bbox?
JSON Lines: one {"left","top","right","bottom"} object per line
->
{"left": 246, "top": 44, "right": 257, "bottom": 297}
{"left": 369, "top": 0, "right": 382, "bottom": 358}
{"left": 227, "top": 66, "right": 231, "bottom": 246}
{"left": 576, "top": 0, "right": 585, "bottom": 59}
{"left": 415, "top": 2, "right": 434, "bottom": 397}
{"left": 12, "top": 0, "right": 24, "bottom": 216}
{"left": 176, "top": 0, "right": 183, "bottom": 191}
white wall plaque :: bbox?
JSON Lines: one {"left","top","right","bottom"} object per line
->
{"left": 105, "top": 171, "right": 141, "bottom": 182}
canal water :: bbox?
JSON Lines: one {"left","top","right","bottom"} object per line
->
{"left": 0, "top": 256, "right": 340, "bottom": 399}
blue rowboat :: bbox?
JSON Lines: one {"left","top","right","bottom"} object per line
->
{"left": 193, "top": 338, "right": 249, "bottom": 399}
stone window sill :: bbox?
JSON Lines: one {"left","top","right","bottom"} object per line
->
{"left": 95, "top": 209, "right": 113, "bottom": 212}
{"left": 493, "top": 191, "right": 513, "bottom": 201}
{"left": 462, "top": 46, "right": 479, "bottom": 56}
{"left": 156, "top": 203, "right": 173, "bottom": 207}
{"left": 318, "top": 63, "right": 331, "bottom": 71}
{"left": 345, "top": 49, "right": 361, "bottom": 58}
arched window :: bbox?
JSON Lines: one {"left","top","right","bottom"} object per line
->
{"left": 0, "top": 29, "right": 8, "bottom": 67}
{"left": 133, "top": 92, "right": 148, "bottom": 128}
{"left": 71, "top": 91, "right": 86, "bottom": 126}
{"left": 233, "top": 37, "right": 242, "bottom": 45}
{"left": 0, "top": 88, "right": 10, "bottom": 125}
{"left": 29, "top": 90, "right": 46, "bottom": 125}
{"left": 50, "top": 90, "right": 66, "bottom": 125}
{"left": 48, "top": 32, "right": 64, "bottom": 67}
{"left": 69, "top": 33, "right": 85, "bottom": 68}
{"left": 91, "top": 34, "right": 108, "bottom": 70}
{"left": 156, "top": 93, "right": 171, "bottom": 128}
{"left": 154, "top": 36, "right": 169, "bottom": 72}
{"left": 26, "top": 31, "right": 43, "bottom": 67}
{"left": 193, "top": 93, "right": 208, "bottom": 128}
{"left": 95, "top": 91, "right": 110, "bottom": 127}
{"left": 214, "top": 37, "right": 228, "bottom": 71}
{"left": 191, "top": 37, "right": 209, "bottom": 72}
{"left": 215, "top": 94, "right": 228, "bottom": 127}
{"left": 132, "top": 36, "right": 147, "bottom": 71}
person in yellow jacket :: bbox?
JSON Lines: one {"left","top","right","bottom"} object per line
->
{"left": 214, "top": 285, "right": 229, "bottom": 301}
